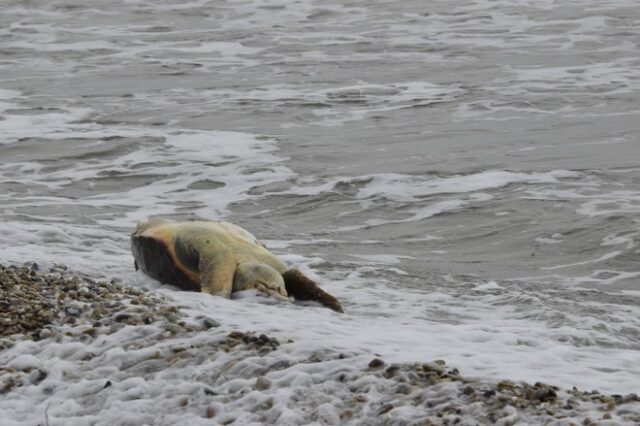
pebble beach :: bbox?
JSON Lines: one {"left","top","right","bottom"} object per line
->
{"left": 2, "top": 263, "right": 639, "bottom": 425}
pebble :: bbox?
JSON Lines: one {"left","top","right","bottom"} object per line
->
{"left": 422, "top": 362, "right": 445, "bottom": 374}
{"left": 463, "top": 386, "right": 475, "bottom": 395}
{"left": 340, "top": 410, "right": 354, "bottom": 419}
{"left": 395, "top": 383, "right": 411, "bottom": 395}
{"left": 65, "top": 306, "right": 82, "bottom": 317}
{"left": 38, "top": 329, "right": 53, "bottom": 339}
{"left": 368, "top": 358, "right": 385, "bottom": 369}
{"left": 228, "top": 331, "right": 245, "bottom": 339}
{"left": 28, "top": 369, "right": 47, "bottom": 385}
{"left": 378, "top": 403, "right": 394, "bottom": 415}
{"left": 205, "top": 406, "right": 216, "bottom": 419}
{"left": 201, "top": 317, "right": 220, "bottom": 330}
{"left": 254, "top": 376, "right": 271, "bottom": 391}
{"left": 384, "top": 365, "right": 400, "bottom": 378}
{"left": 114, "top": 313, "right": 133, "bottom": 323}
{"left": 163, "top": 324, "right": 184, "bottom": 335}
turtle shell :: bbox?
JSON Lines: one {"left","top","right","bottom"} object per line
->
{"left": 131, "top": 232, "right": 201, "bottom": 292}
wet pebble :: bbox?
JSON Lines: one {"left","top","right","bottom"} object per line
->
{"left": 395, "top": 383, "right": 411, "bottom": 395}
{"left": 368, "top": 358, "right": 385, "bottom": 369}
{"left": 384, "top": 365, "right": 400, "bottom": 378}
{"left": 205, "top": 406, "right": 216, "bottom": 419}
{"left": 201, "top": 317, "right": 220, "bottom": 330}
{"left": 377, "top": 403, "right": 394, "bottom": 415}
{"left": 65, "top": 306, "right": 82, "bottom": 317}
{"left": 254, "top": 376, "right": 271, "bottom": 391}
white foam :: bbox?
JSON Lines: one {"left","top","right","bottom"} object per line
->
{"left": 292, "top": 170, "right": 579, "bottom": 231}
{"left": 349, "top": 254, "right": 414, "bottom": 264}
{"left": 535, "top": 233, "right": 564, "bottom": 245}
{"left": 473, "top": 281, "right": 503, "bottom": 292}
{"left": 286, "top": 170, "right": 580, "bottom": 202}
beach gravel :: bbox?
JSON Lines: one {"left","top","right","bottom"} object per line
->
{"left": 1, "top": 263, "right": 639, "bottom": 425}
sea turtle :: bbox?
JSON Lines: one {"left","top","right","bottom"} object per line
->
{"left": 131, "top": 218, "right": 343, "bottom": 312}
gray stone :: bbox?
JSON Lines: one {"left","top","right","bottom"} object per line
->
{"left": 254, "top": 376, "right": 271, "bottom": 391}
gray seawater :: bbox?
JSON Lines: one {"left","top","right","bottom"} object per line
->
{"left": 1, "top": 0, "right": 639, "bottom": 392}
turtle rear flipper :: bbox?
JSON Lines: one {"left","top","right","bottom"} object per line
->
{"left": 282, "top": 269, "right": 343, "bottom": 313}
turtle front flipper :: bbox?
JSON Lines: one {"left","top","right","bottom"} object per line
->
{"left": 199, "top": 246, "right": 235, "bottom": 298}
{"left": 282, "top": 269, "right": 344, "bottom": 313}
{"left": 234, "top": 262, "right": 288, "bottom": 299}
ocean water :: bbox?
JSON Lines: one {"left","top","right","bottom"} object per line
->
{"left": 1, "top": 0, "right": 639, "bottom": 415}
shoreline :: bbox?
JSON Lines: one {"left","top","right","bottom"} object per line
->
{"left": 1, "top": 263, "right": 639, "bottom": 425}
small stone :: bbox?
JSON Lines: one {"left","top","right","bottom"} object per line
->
{"left": 534, "top": 387, "right": 557, "bottom": 402}
{"left": 384, "top": 365, "right": 400, "bottom": 378}
{"left": 378, "top": 404, "right": 394, "bottom": 415}
{"left": 178, "top": 398, "right": 188, "bottom": 407}
{"left": 29, "top": 369, "right": 47, "bottom": 385}
{"left": 268, "top": 360, "right": 291, "bottom": 370}
{"left": 258, "top": 397, "right": 274, "bottom": 410}
{"left": 422, "top": 363, "right": 445, "bottom": 374}
{"left": 104, "top": 381, "right": 112, "bottom": 389}
{"left": 82, "top": 328, "right": 97, "bottom": 337}
{"left": 108, "top": 322, "right": 126, "bottom": 334}
{"left": 228, "top": 331, "right": 245, "bottom": 339}
{"left": 254, "top": 376, "right": 271, "bottom": 391}
{"left": 352, "top": 394, "right": 367, "bottom": 403}
{"left": 65, "top": 306, "right": 82, "bottom": 317}
{"left": 602, "top": 413, "right": 612, "bottom": 420}
{"left": 242, "top": 334, "right": 258, "bottom": 344}
{"left": 39, "top": 329, "right": 53, "bottom": 339}
{"left": 258, "top": 346, "right": 272, "bottom": 354}
{"left": 497, "top": 380, "right": 514, "bottom": 390}
{"left": 201, "top": 317, "right": 220, "bottom": 330}
{"left": 483, "top": 390, "right": 496, "bottom": 398}
{"left": 164, "top": 324, "right": 183, "bottom": 334}
{"left": 463, "top": 386, "right": 475, "bottom": 396}
{"left": 395, "top": 384, "right": 411, "bottom": 395}
{"left": 368, "top": 358, "right": 385, "bottom": 369}
{"left": 341, "top": 410, "right": 353, "bottom": 419}
{"left": 206, "top": 406, "right": 216, "bottom": 418}
{"left": 114, "top": 313, "right": 133, "bottom": 323}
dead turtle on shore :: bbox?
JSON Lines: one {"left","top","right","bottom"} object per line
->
{"left": 131, "top": 218, "right": 343, "bottom": 312}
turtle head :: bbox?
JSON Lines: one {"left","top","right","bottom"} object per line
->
{"left": 234, "top": 262, "right": 288, "bottom": 300}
